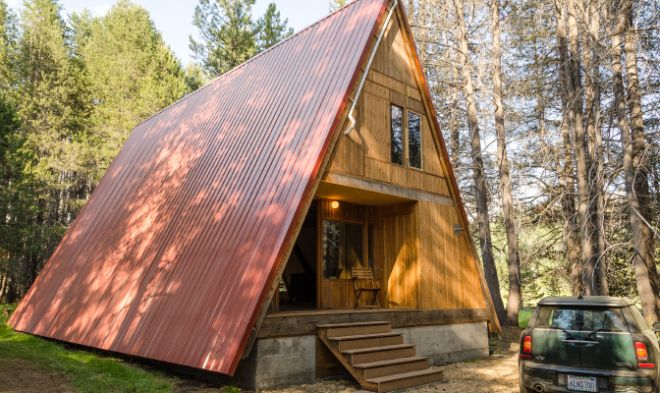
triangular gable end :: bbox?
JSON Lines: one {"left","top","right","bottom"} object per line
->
{"left": 320, "top": 2, "right": 501, "bottom": 333}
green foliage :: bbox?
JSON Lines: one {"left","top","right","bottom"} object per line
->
{"left": 329, "top": 0, "right": 348, "bottom": 12}
{"left": 0, "top": 0, "right": 187, "bottom": 303}
{"left": 74, "top": 0, "right": 187, "bottom": 182}
{"left": 0, "top": 0, "right": 17, "bottom": 87}
{"left": 189, "top": 0, "right": 293, "bottom": 76}
{"left": 518, "top": 308, "right": 532, "bottom": 328}
{"left": 255, "top": 2, "right": 293, "bottom": 51}
{"left": 190, "top": 0, "right": 257, "bottom": 76}
{"left": 183, "top": 62, "right": 210, "bottom": 92}
{"left": 490, "top": 217, "right": 571, "bottom": 307}
{"left": 0, "top": 304, "right": 174, "bottom": 392}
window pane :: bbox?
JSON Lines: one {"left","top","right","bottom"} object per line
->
{"left": 390, "top": 105, "right": 403, "bottom": 165}
{"left": 535, "top": 306, "right": 628, "bottom": 332}
{"left": 408, "top": 111, "right": 421, "bottom": 168}
{"left": 322, "top": 220, "right": 364, "bottom": 279}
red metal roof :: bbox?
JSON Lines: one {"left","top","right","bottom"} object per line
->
{"left": 9, "top": 0, "right": 387, "bottom": 375}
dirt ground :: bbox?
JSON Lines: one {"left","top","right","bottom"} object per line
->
{"left": 0, "top": 328, "right": 521, "bottom": 393}
{"left": 0, "top": 358, "right": 75, "bottom": 393}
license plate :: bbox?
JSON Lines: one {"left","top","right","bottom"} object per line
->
{"left": 567, "top": 375, "right": 597, "bottom": 392}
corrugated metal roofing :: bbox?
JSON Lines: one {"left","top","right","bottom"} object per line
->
{"left": 9, "top": 0, "right": 388, "bottom": 375}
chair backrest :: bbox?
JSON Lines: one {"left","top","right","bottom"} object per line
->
{"left": 352, "top": 266, "right": 374, "bottom": 281}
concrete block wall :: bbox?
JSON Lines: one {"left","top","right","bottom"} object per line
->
{"left": 394, "top": 321, "right": 489, "bottom": 364}
{"left": 234, "top": 321, "right": 488, "bottom": 390}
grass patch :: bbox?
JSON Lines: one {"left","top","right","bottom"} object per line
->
{"left": 518, "top": 308, "right": 532, "bottom": 328}
{"left": 0, "top": 304, "right": 175, "bottom": 393}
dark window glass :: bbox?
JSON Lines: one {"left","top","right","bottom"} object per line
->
{"left": 535, "top": 306, "right": 628, "bottom": 332}
{"left": 390, "top": 105, "right": 403, "bottom": 165}
{"left": 408, "top": 111, "right": 421, "bottom": 168}
{"left": 322, "top": 220, "right": 364, "bottom": 279}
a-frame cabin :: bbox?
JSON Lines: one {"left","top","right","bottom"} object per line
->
{"left": 9, "top": 0, "right": 500, "bottom": 392}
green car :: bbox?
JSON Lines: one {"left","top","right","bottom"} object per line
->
{"left": 519, "top": 296, "right": 660, "bottom": 393}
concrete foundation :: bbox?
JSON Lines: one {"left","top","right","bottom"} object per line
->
{"left": 393, "top": 321, "right": 489, "bottom": 364}
{"left": 234, "top": 321, "right": 488, "bottom": 390}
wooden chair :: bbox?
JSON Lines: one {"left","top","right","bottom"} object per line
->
{"left": 352, "top": 267, "right": 380, "bottom": 309}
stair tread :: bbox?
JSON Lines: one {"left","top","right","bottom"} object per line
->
{"left": 366, "top": 367, "right": 443, "bottom": 384}
{"left": 341, "top": 343, "right": 414, "bottom": 355}
{"left": 353, "top": 356, "right": 428, "bottom": 369}
{"left": 329, "top": 332, "right": 401, "bottom": 341}
{"left": 316, "top": 321, "right": 391, "bottom": 328}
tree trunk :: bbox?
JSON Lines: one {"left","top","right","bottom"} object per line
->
{"left": 566, "top": 0, "right": 597, "bottom": 295}
{"left": 449, "top": 62, "right": 461, "bottom": 166}
{"left": 490, "top": 0, "right": 521, "bottom": 326}
{"left": 556, "top": 0, "right": 582, "bottom": 295}
{"left": 616, "top": 0, "right": 660, "bottom": 324}
{"left": 581, "top": 0, "right": 607, "bottom": 294}
{"left": 452, "top": 0, "right": 507, "bottom": 324}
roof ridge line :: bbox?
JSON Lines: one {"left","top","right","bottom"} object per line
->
{"left": 133, "top": 0, "right": 369, "bottom": 131}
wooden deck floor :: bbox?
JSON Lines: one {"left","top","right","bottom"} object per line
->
{"left": 259, "top": 308, "right": 487, "bottom": 338}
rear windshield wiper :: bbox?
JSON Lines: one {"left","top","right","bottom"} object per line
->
{"left": 587, "top": 328, "right": 623, "bottom": 339}
{"left": 550, "top": 326, "right": 577, "bottom": 340}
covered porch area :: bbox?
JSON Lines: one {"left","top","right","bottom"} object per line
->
{"left": 271, "top": 176, "right": 423, "bottom": 313}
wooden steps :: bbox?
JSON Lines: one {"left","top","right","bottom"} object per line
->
{"left": 317, "top": 321, "right": 444, "bottom": 392}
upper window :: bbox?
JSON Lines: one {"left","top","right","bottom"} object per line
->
{"left": 408, "top": 111, "right": 422, "bottom": 169}
{"left": 390, "top": 105, "right": 403, "bottom": 165}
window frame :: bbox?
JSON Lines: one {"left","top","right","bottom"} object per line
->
{"left": 321, "top": 219, "right": 370, "bottom": 280}
{"left": 407, "top": 110, "right": 423, "bottom": 170}
{"left": 389, "top": 104, "right": 404, "bottom": 166}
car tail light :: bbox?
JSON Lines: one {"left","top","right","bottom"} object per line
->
{"left": 520, "top": 335, "right": 532, "bottom": 359}
{"left": 635, "top": 341, "right": 655, "bottom": 369}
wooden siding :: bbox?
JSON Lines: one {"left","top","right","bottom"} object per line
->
{"left": 416, "top": 201, "right": 486, "bottom": 310}
{"left": 321, "top": 10, "right": 487, "bottom": 313}
{"left": 327, "top": 13, "right": 449, "bottom": 197}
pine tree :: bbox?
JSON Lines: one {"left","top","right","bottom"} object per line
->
{"left": 190, "top": 0, "right": 257, "bottom": 76}
{"left": 255, "top": 2, "right": 292, "bottom": 51}
{"left": 329, "top": 0, "right": 348, "bottom": 12}
{"left": 184, "top": 62, "right": 210, "bottom": 92}
{"left": 0, "top": 0, "right": 16, "bottom": 89}
{"left": 74, "top": 0, "right": 187, "bottom": 182}
{"left": 10, "top": 0, "right": 90, "bottom": 297}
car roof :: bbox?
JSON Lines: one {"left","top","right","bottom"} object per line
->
{"left": 538, "top": 296, "right": 635, "bottom": 308}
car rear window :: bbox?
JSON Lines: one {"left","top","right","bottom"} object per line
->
{"left": 535, "top": 306, "right": 629, "bottom": 332}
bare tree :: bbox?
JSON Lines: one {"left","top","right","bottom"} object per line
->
{"left": 490, "top": 0, "right": 521, "bottom": 325}
{"left": 612, "top": 0, "right": 660, "bottom": 323}
{"left": 555, "top": 0, "right": 583, "bottom": 295}
{"left": 452, "top": 0, "right": 507, "bottom": 324}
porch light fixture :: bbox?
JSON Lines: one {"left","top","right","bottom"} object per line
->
{"left": 330, "top": 200, "right": 340, "bottom": 209}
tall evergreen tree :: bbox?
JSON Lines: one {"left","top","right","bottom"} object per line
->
{"left": 0, "top": 0, "right": 16, "bottom": 89}
{"left": 74, "top": 0, "right": 187, "bottom": 182}
{"left": 255, "top": 2, "right": 292, "bottom": 51}
{"left": 184, "top": 62, "right": 210, "bottom": 92}
{"left": 190, "top": 0, "right": 257, "bottom": 76}
{"left": 10, "top": 0, "right": 89, "bottom": 296}
{"left": 329, "top": 0, "right": 348, "bottom": 12}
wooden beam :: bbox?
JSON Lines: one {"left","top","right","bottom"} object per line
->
{"left": 258, "top": 308, "right": 488, "bottom": 338}
{"left": 323, "top": 172, "right": 453, "bottom": 206}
